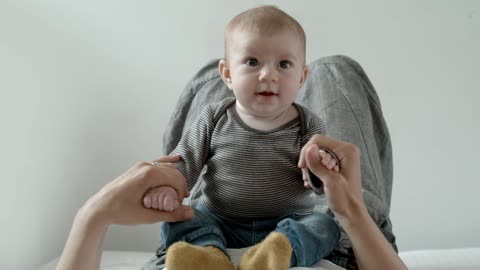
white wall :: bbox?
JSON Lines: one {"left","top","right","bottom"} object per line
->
{"left": 0, "top": 1, "right": 478, "bottom": 269}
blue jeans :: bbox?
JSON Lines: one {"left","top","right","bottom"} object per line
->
{"left": 160, "top": 202, "right": 340, "bottom": 267}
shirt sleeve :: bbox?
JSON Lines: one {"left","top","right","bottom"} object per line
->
{"left": 170, "top": 105, "right": 215, "bottom": 190}
{"left": 301, "top": 110, "right": 327, "bottom": 147}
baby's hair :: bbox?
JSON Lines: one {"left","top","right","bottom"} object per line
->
{"left": 224, "top": 5, "right": 306, "bottom": 62}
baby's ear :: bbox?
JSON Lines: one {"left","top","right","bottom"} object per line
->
{"left": 218, "top": 59, "right": 233, "bottom": 90}
{"left": 299, "top": 65, "right": 308, "bottom": 86}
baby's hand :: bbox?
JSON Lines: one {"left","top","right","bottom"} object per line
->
{"left": 302, "top": 149, "right": 339, "bottom": 178}
{"left": 143, "top": 186, "right": 180, "bottom": 211}
{"left": 318, "top": 149, "right": 340, "bottom": 172}
{"left": 302, "top": 149, "right": 340, "bottom": 190}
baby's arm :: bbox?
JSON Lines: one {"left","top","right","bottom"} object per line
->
{"left": 143, "top": 186, "right": 180, "bottom": 211}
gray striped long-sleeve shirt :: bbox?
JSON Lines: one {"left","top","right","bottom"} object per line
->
{"left": 171, "top": 97, "right": 326, "bottom": 221}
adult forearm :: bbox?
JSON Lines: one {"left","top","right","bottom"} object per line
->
{"left": 338, "top": 203, "right": 407, "bottom": 270}
{"left": 55, "top": 157, "right": 192, "bottom": 270}
{"left": 56, "top": 203, "right": 109, "bottom": 270}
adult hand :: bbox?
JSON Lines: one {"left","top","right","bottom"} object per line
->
{"left": 298, "top": 134, "right": 365, "bottom": 221}
{"left": 83, "top": 155, "right": 193, "bottom": 226}
{"left": 300, "top": 135, "right": 408, "bottom": 270}
{"left": 56, "top": 155, "right": 193, "bottom": 270}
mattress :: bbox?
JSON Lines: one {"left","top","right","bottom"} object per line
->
{"left": 39, "top": 247, "right": 480, "bottom": 270}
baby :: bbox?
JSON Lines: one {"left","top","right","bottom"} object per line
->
{"left": 144, "top": 5, "right": 340, "bottom": 270}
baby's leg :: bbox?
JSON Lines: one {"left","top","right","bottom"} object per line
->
{"left": 143, "top": 186, "right": 179, "bottom": 211}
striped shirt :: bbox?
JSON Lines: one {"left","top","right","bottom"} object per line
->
{"left": 172, "top": 97, "right": 326, "bottom": 221}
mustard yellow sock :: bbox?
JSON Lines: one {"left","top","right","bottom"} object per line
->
{"left": 165, "top": 241, "right": 235, "bottom": 270}
{"left": 237, "top": 232, "right": 293, "bottom": 270}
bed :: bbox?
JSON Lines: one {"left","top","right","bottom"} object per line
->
{"left": 38, "top": 247, "right": 480, "bottom": 270}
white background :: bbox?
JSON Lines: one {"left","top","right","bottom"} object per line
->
{"left": 0, "top": 1, "right": 479, "bottom": 269}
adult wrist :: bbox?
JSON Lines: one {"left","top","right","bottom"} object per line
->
{"left": 335, "top": 196, "right": 369, "bottom": 229}
{"left": 78, "top": 196, "right": 112, "bottom": 229}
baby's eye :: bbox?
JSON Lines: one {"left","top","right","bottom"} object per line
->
{"left": 279, "top": 60, "right": 291, "bottom": 69}
{"left": 246, "top": 58, "right": 259, "bottom": 67}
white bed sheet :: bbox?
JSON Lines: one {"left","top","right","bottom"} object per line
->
{"left": 39, "top": 249, "right": 344, "bottom": 270}
{"left": 39, "top": 247, "right": 480, "bottom": 270}
{"left": 399, "top": 247, "right": 480, "bottom": 270}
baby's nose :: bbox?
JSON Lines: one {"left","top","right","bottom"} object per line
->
{"left": 259, "top": 65, "right": 278, "bottom": 82}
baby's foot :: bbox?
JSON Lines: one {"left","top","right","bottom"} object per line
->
{"left": 237, "top": 232, "right": 292, "bottom": 270}
{"left": 143, "top": 186, "right": 179, "bottom": 211}
{"left": 166, "top": 242, "right": 235, "bottom": 270}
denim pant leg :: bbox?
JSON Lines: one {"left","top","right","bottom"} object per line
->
{"left": 274, "top": 212, "right": 340, "bottom": 267}
{"left": 160, "top": 204, "right": 227, "bottom": 253}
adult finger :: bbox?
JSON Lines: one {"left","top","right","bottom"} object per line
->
{"left": 309, "top": 135, "right": 344, "bottom": 158}
{"left": 299, "top": 134, "right": 338, "bottom": 168}
{"left": 151, "top": 154, "right": 181, "bottom": 164}
{"left": 150, "top": 155, "right": 189, "bottom": 197}
{"left": 145, "top": 166, "right": 189, "bottom": 199}
{"left": 141, "top": 205, "right": 194, "bottom": 223}
{"left": 298, "top": 143, "right": 307, "bottom": 168}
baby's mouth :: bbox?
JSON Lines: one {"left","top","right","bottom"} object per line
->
{"left": 257, "top": 91, "right": 277, "bottom": 96}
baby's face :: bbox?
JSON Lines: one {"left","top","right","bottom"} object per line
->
{"left": 222, "top": 29, "right": 307, "bottom": 119}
